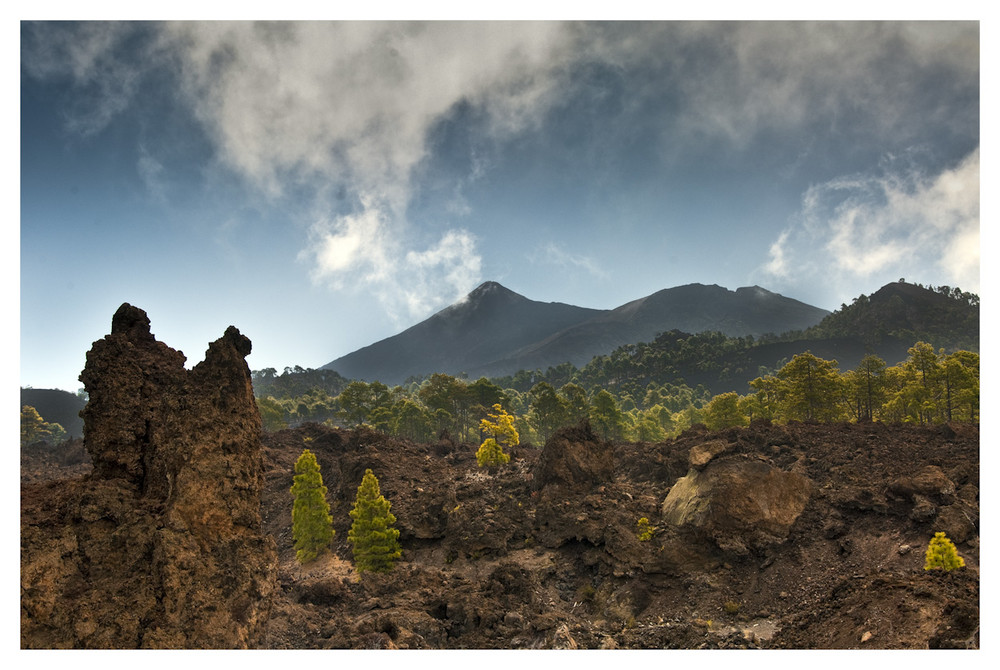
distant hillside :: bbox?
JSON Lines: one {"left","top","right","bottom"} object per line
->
{"left": 804, "top": 281, "right": 979, "bottom": 351}
{"left": 20, "top": 388, "right": 85, "bottom": 438}
{"left": 478, "top": 284, "right": 829, "bottom": 377}
{"left": 322, "top": 281, "right": 829, "bottom": 384}
{"left": 494, "top": 281, "right": 979, "bottom": 397}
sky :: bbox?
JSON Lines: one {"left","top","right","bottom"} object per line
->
{"left": 17, "top": 16, "right": 983, "bottom": 393}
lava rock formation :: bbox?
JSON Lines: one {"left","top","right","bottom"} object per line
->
{"left": 20, "top": 304, "right": 278, "bottom": 648}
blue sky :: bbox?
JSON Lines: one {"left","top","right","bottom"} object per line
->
{"left": 18, "top": 18, "right": 982, "bottom": 393}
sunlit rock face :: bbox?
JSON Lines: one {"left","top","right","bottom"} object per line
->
{"left": 532, "top": 420, "right": 614, "bottom": 495}
{"left": 21, "top": 304, "right": 277, "bottom": 649}
{"left": 662, "top": 456, "right": 812, "bottom": 555}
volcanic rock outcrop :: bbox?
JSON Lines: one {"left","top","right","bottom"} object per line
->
{"left": 20, "top": 304, "right": 278, "bottom": 648}
{"left": 662, "top": 444, "right": 812, "bottom": 555}
{"left": 532, "top": 420, "right": 614, "bottom": 494}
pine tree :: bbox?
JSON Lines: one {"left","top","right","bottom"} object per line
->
{"left": 290, "top": 449, "right": 334, "bottom": 564}
{"left": 590, "top": 389, "right": 626, "bottom": 440}
{"left": 348, "top": 469, "right": 402, "bottom": 573}
{"left": 703, "top": 392, "right": 749, "bottom": 430}
{"left": 924, "top": 531, "right": 965, "bottom": 571}
{"left": 476, "top": 403, "right": 517, "bottom": 467}
{"left": 775, "top": 352, "right": 844, "bottom": 422}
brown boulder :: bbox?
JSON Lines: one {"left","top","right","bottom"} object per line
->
{"left": 532, "top": 420, "right": 613, "bottom": 493}
{"left": 21, "top": 304, "right": 278, "bottom": 648}
{"left": 662, "top": 457, "right": 811, "bottom": 553}
{"left": 934, "top": 503, "right": 978, "bottom": 545}
{"left": 688, "top": 439, "right": 730, "bottom": 468}
{"left": 889, "top": 465, "right": 955, "bottom": 500}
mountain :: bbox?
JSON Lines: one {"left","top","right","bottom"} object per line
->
{"left": 523, "top": 281, "right": 979, "bottom": 397}
{"left": 804, "top": 281, "right": 979, "bottom": 351}
{"left": 322, "top": 281, "right": 830, "bottom": 384}
{"left": 323, "top": 281, "right": 605, "bottom": 383}
{"left": 479, "top": 284, "right": 829, "bottom": 377}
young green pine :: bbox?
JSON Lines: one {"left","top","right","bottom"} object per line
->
{"left": 290, "top": 449, "right": 334, "bottom": 564}
{"left": 924, "top": 531, "right": 965, "bottom": 571}
{"left": 348, "top": 469, "right": 402, "bottom": 573}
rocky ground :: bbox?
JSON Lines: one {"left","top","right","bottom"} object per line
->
{"left": 259, "top": 419, "right": 979, "bottom": 649}
{"left": 22, "top": 418, "right": 979, "bottom": 650}
{"left": 20, "top": 304, "right": 980, "bottom": 650}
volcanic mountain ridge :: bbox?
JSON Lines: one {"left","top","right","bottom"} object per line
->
{"left": 323, "top": 281, "right": 830, "bottom": 384}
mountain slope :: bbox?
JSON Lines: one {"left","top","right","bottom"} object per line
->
{"left": 322, "top": 282, "right": 606, "bottom": 383}
{"left": 805, "top": 281, "right": 979, "bottom": 351}
{"left": 323, "top": 281, "right": 830, "bottom": 384}
{"left": 476, "top": 284, "right": 830, "bottom": 376}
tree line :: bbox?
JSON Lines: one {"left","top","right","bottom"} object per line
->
{"left": 254, "top": 341, "right": 977, "bottom": 444}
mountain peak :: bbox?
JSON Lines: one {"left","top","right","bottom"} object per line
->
{"left": 454, "top": 281, "right": 525, "bottom": 312}
{"left": 468, "top": 280, "right": 513, "bottom": 298}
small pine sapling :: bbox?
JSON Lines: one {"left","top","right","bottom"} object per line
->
{"left": 290, "top": 449, "right": 334, "bottom": 564}
{"left": 636, "top": 517, "right": 654, "bottom": 541}
{"left": 477, "top": 403, "right": 517, "bottom": 468}
{"left": 924, "top": 531, "right": 965, "bottom": 571}
{"left": 476, "top": 438, "right": 510, "bottom": 468}
{"left": 348, "top": 469, "right": 402, "bottom": 573}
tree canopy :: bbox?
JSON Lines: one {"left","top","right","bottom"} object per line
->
{"left": 20, "top": 405, "right": 66, "bottom": 447}
{"left": 477, "top": 403, "right": 517, "bottom": 467}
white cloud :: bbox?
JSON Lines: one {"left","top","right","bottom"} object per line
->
{"left": 23, "top": 21, "right": 579, "bottom": 322}
{"left": 536, "top": 242, "right": 610, "bottom": 280}
{"left": 403, "top": 229, "right": 482, "bottom": 316}
{"left": 303, "top": 198, "right": 481, "bottom": 322}
{"left": 24, "top": 21, "right": 978, "bottom": 190}
{"left": 763, "top": 230, "right": 791, "bottom": 279}
{"left": 157, "top": 21, "right": 573, "bottom": 317}
{"left": 307, "top": 198, "right": 390, "bottom": 285}
{"left": 762, "top": 147, "right": 980, "bottom": 296}
{"left": 158, "top": 21, "right": 573, "bottom": 205}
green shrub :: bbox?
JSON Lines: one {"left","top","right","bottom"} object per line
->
{"left": 636, "top": 517, "right": 654, "bottom": 542}
{"left": 348, "top": 469, "right": 402, "bottom": 573}
{"left": 924, "top": 531, "right": 965, "bottom": 571}
{"left": 477, "top": 404, "right": 517, "bottom": 468}
{"left": 290, "top": 449, "right": 334, "bottom": 563}
{"left": 476, "top": 437, "right": 510, "bottom": 468}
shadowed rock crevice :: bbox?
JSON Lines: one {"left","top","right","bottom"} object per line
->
{"left": 21, "top": 304, "right": 278, "bottom": 649}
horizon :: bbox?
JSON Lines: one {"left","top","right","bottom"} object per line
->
{"left": 21, "top": 276, "right": 967, "bottom": 394}
{"left": 19, "top": 20, "right": 981, "bottom": 393}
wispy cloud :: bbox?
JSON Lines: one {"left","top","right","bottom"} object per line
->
{"left": 534, "top": 242, "right": 610, "bottom": 280}
{"left": 137, "top": 144, "right": 167, "bottom": 201}
{"left": 158, "top": 22, "right": 574, "bottom": 203}
{"left": 22, "top": 22, "right": 146, "bottom": 137}
{"left": 762, "top": 147, "right": 980, "bottom": 295}
{"left": 657, "top": 22, "right": 978, "bottom": 153}
{"left": 403, "top": 229, "right": 482, "bottom": 316}
{"left": 302, "top": 198, "right": 481, "bottom": 322}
